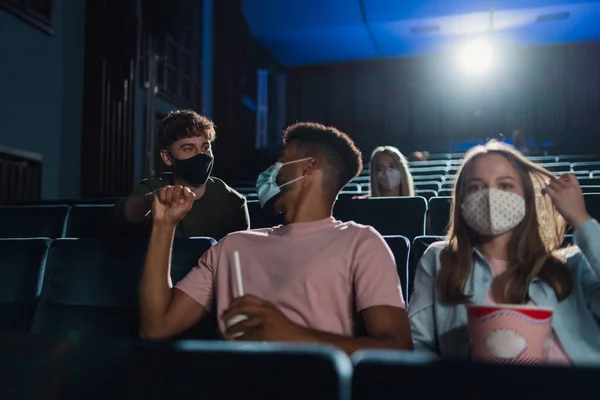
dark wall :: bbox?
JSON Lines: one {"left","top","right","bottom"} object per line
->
{"left": 80, "top": 0, "right": 138, "bottom": 198}
{"left": 0, "top": 0, "right": 85, "bottom": 199}
{"left": 0, "top": 0, "right": 282, "bottom": 199}
{"left": 212, "top": 0, "right": 277, "bottom": 182}
{"left": 132, "top": 0, "right": 182, "bottom": 186}
{"left": 287, "top": 40, "right": 600, "bottom": 157}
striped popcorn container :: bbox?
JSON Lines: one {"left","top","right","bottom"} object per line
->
{"left": 467, "top": 304, "right": 553, "bottom": 364}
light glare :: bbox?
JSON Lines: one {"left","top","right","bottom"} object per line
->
{"left": 460, "top": 40, "right": 493, "bottom": 75}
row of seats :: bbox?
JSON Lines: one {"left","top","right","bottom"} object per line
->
{"left": 3, "top": 335, "right": 594, "bottom": 399}
{"left": 246, "top": 194, "right": 600, "bottom": 238}
{"left": 408, "top": 172, "right": 600, "bottom": 185}
{"left": 394, "top": 183, "right": 600, "bottom": 199}
{"left": 1, "top": 237, "right": 217, "bottom": 338}
{"left": 244, "top": 181, "right": 600, "bottom": 202}
{"left": 427, "top": 194, "right": 600, "bottom": 236}
{"left": 0, "top": 199, "right": 427, "bottom": 240}
{"left": 5, "top": 193, "right": 600, "bottom": 240}
{"left": 396, "top": 156, "right": 600, "bottom": 172}
{"left": 0, "top": 205, "right": 112, "bottom": 239}
{"left": 404, "top": 161, "right": 600, "bottom": 177}
{"left": 346, "top": 154, "right": 600, "bottom": 172}
{"left": 412, "top": 175, "right": 600, "bottom": 189}
{"left": 332, "top": 179, "right": 600, "bottom": 199}
{"left": 3, "top": 234, "right": 577, "bottom": 336}
{"left": 234, "top": 161, "right": 600, "bottom": 197}
{"left": 245, "top": 189, "right": 440, "bottom": 201}
{"left": 407, "top": 153, "right": 600, "bottom": 165}
{"left": 0, "top": 235, "right": 420, "bottom": 336}
{"left": 247, "top": 197, "right": 427, "bottom": 238}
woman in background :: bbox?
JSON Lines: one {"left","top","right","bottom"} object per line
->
{"left": 408, "top": 140, "right": 600, "bottom": 365}
{"left": 369, "top": 146, "right": 415, "bottom": 197}
{"left": 409, "top": 151, "right": 430, "bottom": 162}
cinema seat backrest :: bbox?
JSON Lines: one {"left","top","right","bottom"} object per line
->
{"left": 0, "top": 206, "right": 69, "bottom": 238}
{"left": 383, "top": 236, "right": 410, "bottom": 303}
{"left": 0, "top": 238, "right": 51, "bottom": 332}
{"left": 31, "top": 237, "right": 216, "bottom": 339}
{"left": 334, "top": 197, "right": 427, "bottom": 239}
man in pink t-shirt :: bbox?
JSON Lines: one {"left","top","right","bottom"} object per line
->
{"left": 138, "top": 122, "right": 412, "bottom": 354}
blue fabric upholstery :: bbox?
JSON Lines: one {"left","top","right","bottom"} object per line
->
{"left": 0, "top": 206, "right": 69, "bottom": 238}
{"left": 139, "top": 341, "right": 352, "bottom": 400}
{"left": 334, "top": 197, "right": 427, "bottom": 238}
{"left": 0, "top": 338, "right": 352, "bottom": 399}
{"left": 383, "top": 235, "right": 410, "bottom": 303}
{"left": 31, "top": 238, "right": 215, "bottom": 339}
{"left": 428, "top": 196, "right": 452, "bottom": 236}
{"left": 352, "top": 349, "right": 600, "bottom": 399}
{"left": 0, "top": 238, "right": 50, "bottom": 332}
{"left": 410, "top": 236, "right": 444, "bottom": 297}
{"left": 64, "top": 204, "right": 123, "bottom": 238}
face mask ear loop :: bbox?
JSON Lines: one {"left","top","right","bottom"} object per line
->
{"left": 276, "top": 157, "right": 312, "bottom": 188}
{"left": 279, "top": 175, "right": 306, "bottom": 189}
{"left": 280, "top": 157, "right": 313, "bottom": 167}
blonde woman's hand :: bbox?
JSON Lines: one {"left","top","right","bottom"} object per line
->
{"left": 541, "top": 173, "right": 591, "bottom": 230}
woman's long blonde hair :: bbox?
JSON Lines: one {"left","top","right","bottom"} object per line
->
{"left": 369, "top": 146, "right": 415, "bottom": 197}
{"left": 437, "top": 141, "right": 572, "bottom": 304}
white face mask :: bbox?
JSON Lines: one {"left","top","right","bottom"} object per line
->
{"left": 461, "top": 188, "right": 526, "bottom": 236}
{"left": 256, "top": 157, "right": 312, "bottom": 211}
{"left": 377, "top": 167, "right": 402, "bottom": 190}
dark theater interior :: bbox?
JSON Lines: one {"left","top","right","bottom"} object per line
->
{"left": 2, "top": 0, "right": 600, "bottom": 398}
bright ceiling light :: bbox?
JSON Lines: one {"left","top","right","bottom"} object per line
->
{"left": 459, "top": 39, "right": 493, "bottom": 75}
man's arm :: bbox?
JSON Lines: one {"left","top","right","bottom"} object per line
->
{"left": 138, "top": 186, "right": 208, "bottom": 340}
{"left": 325, "top": 227, "right": 412, "bottom": 353}
{"left": 222, "top": 297, "right": 411, "bottom": 355}
{"left": 297, "top": 305, "right": 413, "bottom": 354}
{"left": 122, "top": 192, "right": 154, "bottom": 224}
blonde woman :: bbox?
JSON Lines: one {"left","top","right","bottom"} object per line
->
{"left": 369, "top": 146, "right": 415, "bottom": 197}
{"left": 409, "top": 140, "right": 600, "bottom": 365}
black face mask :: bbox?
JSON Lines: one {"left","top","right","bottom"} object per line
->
{"left": 171, "top": 153, "right": 214, "bottom": 185}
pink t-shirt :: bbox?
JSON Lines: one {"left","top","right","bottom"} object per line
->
{"left": 176, "top": 217, "right": 405, "bottom": 336}
{"left": 484, "top": 258, "right": 571, "bottom": 365}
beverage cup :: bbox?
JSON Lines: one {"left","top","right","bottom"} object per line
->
{"left": 467, "top": 304, "right": 553, "bottom": 364}
{"left": 226, "top": 314, "right": 248, "bottom": 339}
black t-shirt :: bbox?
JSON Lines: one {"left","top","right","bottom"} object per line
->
{"left": 116, "top": 173, "right": 249, "bottom": 240}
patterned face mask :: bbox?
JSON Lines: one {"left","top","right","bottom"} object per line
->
{"left": 461, "top": 188, "right": 526, "bottom": 236}
{"left": 377, "top": 167, "right": 402, "bottom": 190}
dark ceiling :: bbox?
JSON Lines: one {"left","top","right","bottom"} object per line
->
{"left": 242, "top": 0, "right": 600, "bottom": 66}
